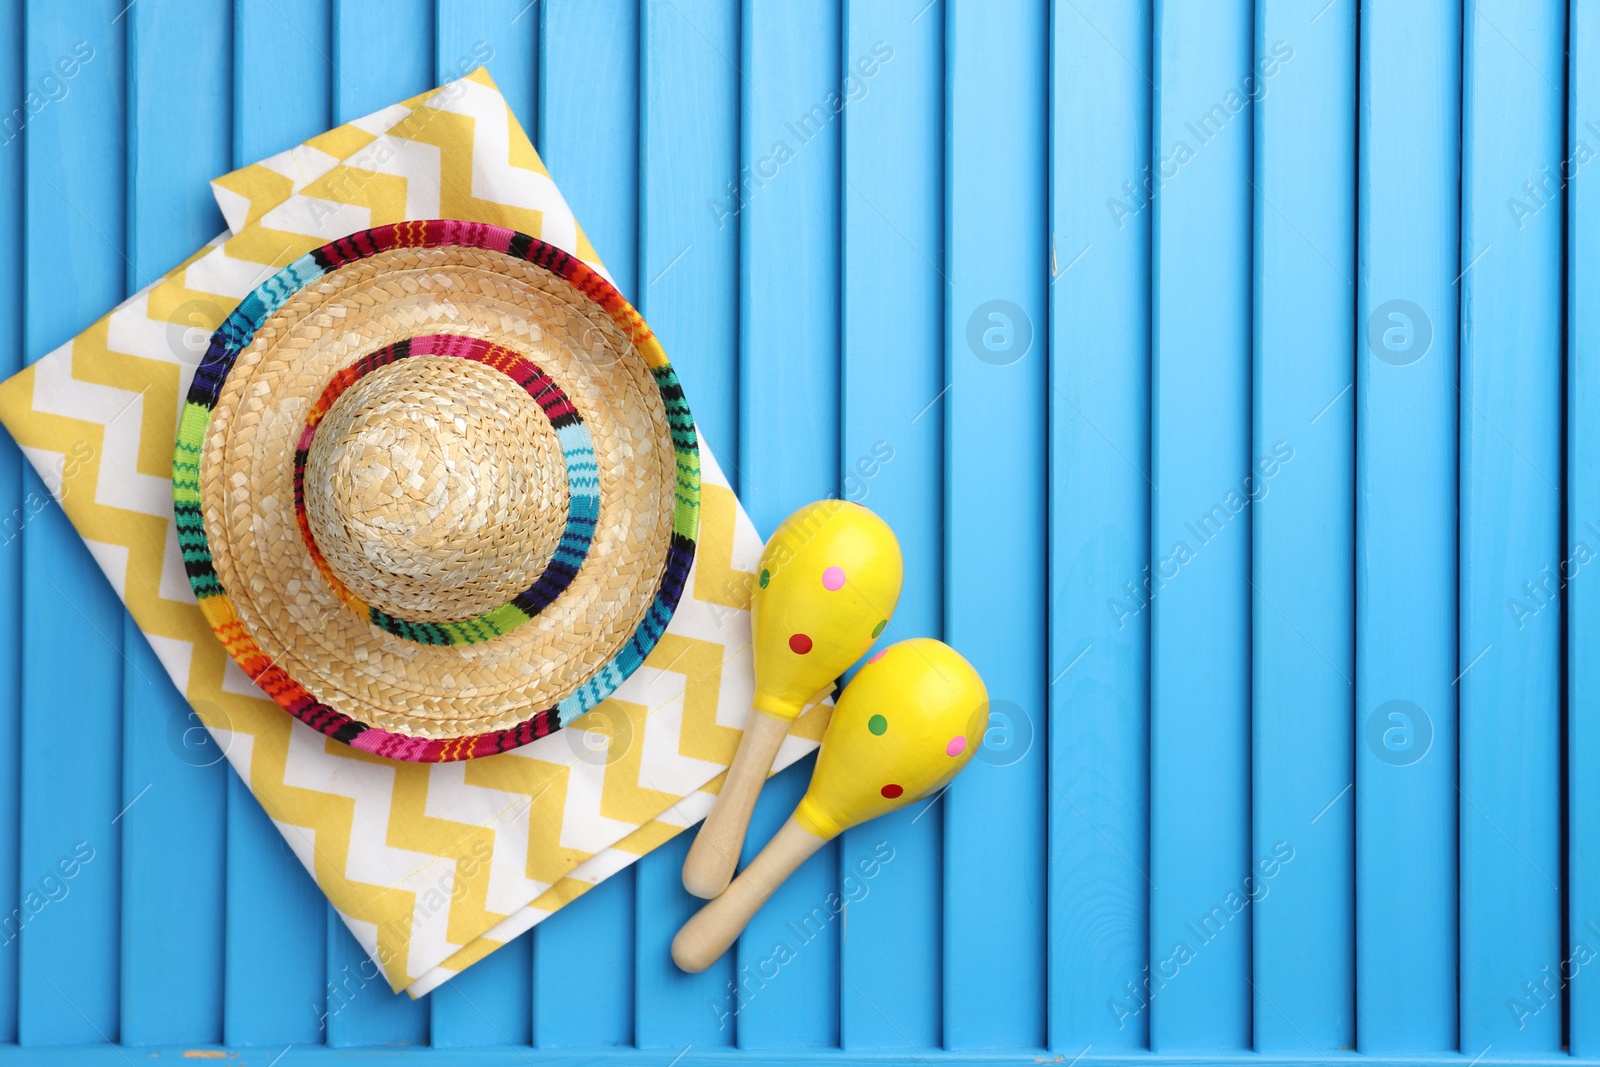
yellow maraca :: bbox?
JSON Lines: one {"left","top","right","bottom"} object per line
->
{"left": 682, "top": 499, "right": 903, "bottom": 898}
{"left": 673, "top": 638, "right": 987, "bottom": 971}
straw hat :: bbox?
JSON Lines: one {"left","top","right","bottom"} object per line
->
{"left": 173, "top": 220, "right": 700, "bottom": 762}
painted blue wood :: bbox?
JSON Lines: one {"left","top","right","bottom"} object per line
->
{"left": 0, "top": 0, "right": 21, "bottom": 1046}
{"left": 224, "top": 0, "right": 334, "bottom": 1048}
{"left": 121, "top": 0, "right": 231, "bottom": 1046}
{"left": 1250, "top": 0, "right": 1354, "bottom": 1053}
{"left": 1147, "top": 0, "right": 1252, "bottom": 1051}
{"left": 1047, "top": 0, "right": 1151, "bottom": 1052}
{"left": 1457, "top": 0, "right": 1565, "bottom": 1052}
{"left": 635, "top": 0, "right": 741, "bottom": 1050}
{"left": 839, "top": 0, "right": 942, "bottom": 1051}
{"left": 1571, "top": 0, "right": 1600, "bottom": 1054}
{"left": 943, "top": 0, "right": 1047, "bottom": 1051}
{"left": 439, "top": 0, "right": 536, "bottom": 142}
{"left": 18, "top": 0, "right": 126, "bottom": 1046}
{"left": 734, "top": 0, "right": 842, "bottom": 1050}
{"left": 530, "top": 0, "right": 639, "bottom": 1049}
{"left": 1354, "top": 0, "right": 1461, "bottom": 1052}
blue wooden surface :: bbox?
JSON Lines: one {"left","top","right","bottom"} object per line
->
{"left": 1458, "top": 0, "right": 1565, "bottom": 1054}
{"left": 0, "top": 0, "right": 1593, "bottom": 1061}
{"left": 1251, "top": 0, "right": 1354, "bottom": 1052}
{"left": 1149, "top": 0, "right": 1252, "bottom": 1050}
{"left": 1355, "top": 0, "right": 1460, "bottom": 1052}
{"left": 1048, "top": 0, "right": 1150, "bottom": 1053}
{"left": 1573, "top": 0, "right": 1600, "bottom": 1055}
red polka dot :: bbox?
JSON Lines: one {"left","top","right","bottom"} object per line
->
{"left": 867, "top": 649, "right": 887, "bottom": 664}
{"left": 880, "top": 783, "right": 903, "bottom": 799}
{"left": 789, "top": 633, "right": 813, "bottom": 655}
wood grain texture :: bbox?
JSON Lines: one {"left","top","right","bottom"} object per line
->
{"left": 1250, "top": 0, "right": 1355, "bottom": 1052}
{"left": 1047, "top": 0, "right": 1151, "bottom": 1050}
{"left": 634, "top": 0, "right": 740, "bottom": 1049}
{"left": 943, "top": 0, "right": 1047, "bottom": 1050}
{"left": 1354, "top": 0, "right": 1462, "bottom": 1051}
{"left": 1457, "top": 0, "right": 1565, "bottom": 1051}
{"left": 1571, "top": 0, "right": 1600, "bottom": 1055}
{"left": 121, "top": 0, "right": 230, "bottom": 1045}
{"left": 839, "top": 0, "right": 943, "bottom": 1051}
{"left": 734, "top": 0, "right": 841, "bottom": 1048}
{"left": 19, "top": 0, "right": 125, "bottom": 1045}
{"left": 1148, "top": 0, "right": 1253, "bottom": 1049}
{"left": 0, "top": 0, "right": 21, "bottom": 1044}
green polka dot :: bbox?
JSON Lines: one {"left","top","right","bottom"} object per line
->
{"left": 871, "top": 619, "right": 886, "bottom": 638}
{"left": 759, "top": 569, "right": 770, "bottom": 588}
{"left": 868, "top": 714, "right": 888, "bottom": 736}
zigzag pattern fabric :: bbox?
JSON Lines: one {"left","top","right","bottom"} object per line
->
{"left": 0, "top": 68, "right": 827, "bottom": 996}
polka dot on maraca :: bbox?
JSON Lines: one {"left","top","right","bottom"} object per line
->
{"left": 871, "top": 619, "right": 886, "bottom": 638}
{"left": 821, "top": 566, "right": 846, "bottom": 591}
{"left": 868, "top": 714, "right": 888, "bottom": 735}
{"left": 758, "top": 569, "right": 771, "bottom": 588}
{"left": 789, "top": 633, "right": 813, "bottom": 655}
{"left": 867, "top": 649, "right": 887, "bottom": 664}
{"left": 880, "top": 783, "right": 903, "bottom": 799}
{"left": 946, "top": 735, "right": 967, "bottom": 757}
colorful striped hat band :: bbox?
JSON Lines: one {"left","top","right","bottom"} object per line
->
{"left": 173, "top": 221, "right": 701, "bottom": 763}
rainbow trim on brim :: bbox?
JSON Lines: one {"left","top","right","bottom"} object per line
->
{"left": 172, "top": 220, "right": 702, "bottom": 763}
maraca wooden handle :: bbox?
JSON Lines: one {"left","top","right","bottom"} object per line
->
{"left": 672, "top": 815, "right": 828, "bottom": 973}
{"left": 683, "top": 709, "right": 793, "bottom": 898}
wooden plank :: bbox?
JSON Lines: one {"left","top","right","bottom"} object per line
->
{"left": 1146, "top": 0, "right": 1252, "bottom": 1049}
{"left": 324, "top": 0, "right": 435, "bottom": 1046}
{"left": 223, "top": 0, "right": 333, "bottom": 1048}
{"left": 437, "top": 0, "right": 537, "bottom": 135}
{"left": 1047, "top": 0, "right": 1151, "bottom": 1050}
{"left": 18, "top": 0, "right": 125, "bottom": 1045}
{"left": 1354, "top": 0, "right": 1461, "bottom": 1051}
{"left": 1457, "top": 0, "right": 1565, "bottom": 1052}
{"left": 331, "top": 0, "right": 434, "bottom": 124}
{"left": 529, "top": 0, "right": 639, "bottom": 1049}
{"left": 1250, "top": 0, "right": 1354, "bottom": 1053}
{"left": 634, "top": 0, "right": 740, "bottom": 1049}
{"left": 324, "top": 912, "right": 427, "bottom": 1049}
{"left": 943, "top": 0, "right": 1047, "bottom": 1050}
{"left": 838, "top": 0, "right": 942, "bottom": 1051}
{"left": 733, "top": 0, "right": 842, "bottom": 1049}
{"left": 426, "top": 1, "right": 538, "bottom": 1049}
{"left": 0, "top": 0, "right": 22, "bottom": 1044}
{"left": 119, "top": 0, "right": 230, "bottom": 1046}
{"left": 1570, "top": 0, "right": 1600, "bottom": 1054}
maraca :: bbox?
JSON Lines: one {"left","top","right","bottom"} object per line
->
{"left": 672, "top": 638, "right": 987, "bottom": 971}
{"left": 682, "top": 499, "right": 903, "bottom": 898}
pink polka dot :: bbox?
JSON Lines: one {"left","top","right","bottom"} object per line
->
{"left": 867, "top": 649, "right": 888, "bottom": 664}
{"left": 946, "top": 735, "right": 968, "bottom": 757}
{"left": 880, "top": 783, "right": 904, "bottom": 799}
{"left": 789, "top": 633, "right": 813, "bottom": 655}
{"left": 821, "top": 566, "right": 846, "bottom": 591}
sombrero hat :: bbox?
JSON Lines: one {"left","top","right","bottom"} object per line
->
{"left": 173, "top": 220, "right": 700, "bottom": 762}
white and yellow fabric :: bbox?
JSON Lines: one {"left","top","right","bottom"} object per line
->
{"left": 0, "top": 69, "right": 825, "bottom": 997}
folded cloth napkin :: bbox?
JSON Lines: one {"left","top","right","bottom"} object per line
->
{"left": 0, "top": 68, "right": 825, "bottom": 997}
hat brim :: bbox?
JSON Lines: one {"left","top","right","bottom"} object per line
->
{"left": 173, "top": 221, "right": 701, "bottom": 762}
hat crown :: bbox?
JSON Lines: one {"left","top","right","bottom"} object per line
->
{"left": 302, "top": 355, "right": 569, "bottom": 622}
